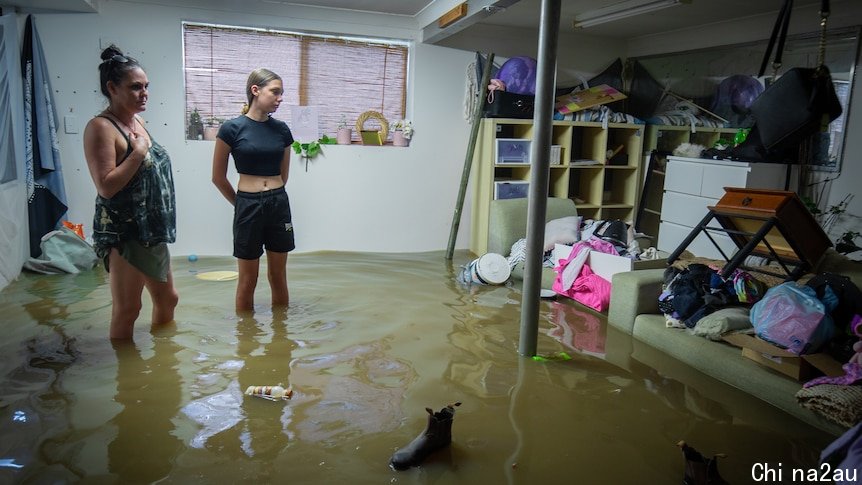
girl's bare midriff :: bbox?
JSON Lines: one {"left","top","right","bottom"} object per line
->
{"left": 237, "top": 174, "right": 284, "bottom": 193}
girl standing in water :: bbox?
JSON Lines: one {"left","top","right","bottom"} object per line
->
{"left": 212, "top": 68, "right": 295, "bottom": 312}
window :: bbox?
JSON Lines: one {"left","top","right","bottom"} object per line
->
{"left": 182, "top": 22, "right": 409, "bottom": 142}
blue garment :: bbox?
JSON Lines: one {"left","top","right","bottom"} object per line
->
{"left": 820, "top": 421, "right": 862, "bottom": 485}
{"left": 23, "top": 15, "right": 68, "bottom": 257}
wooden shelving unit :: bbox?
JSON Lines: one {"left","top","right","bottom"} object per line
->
{"left": 469, "top": 118, "right": 645, "bottom": 255}
{"left": 637, "top": 125, "right": 740, "bottom": 241}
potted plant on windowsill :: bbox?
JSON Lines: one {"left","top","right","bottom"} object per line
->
{"left": 203, "top": 116, "right": 223, "bottom": 141}
{"left": 188, "top": 108, "right": 204, "bottom": 140}
{"left": 336, "top": 114, "right": 352, "bottom": 145}
{"left": 292, "top": 135, "right": 337, "bottom": 171}
{"left": 391, "top": 119, "right": 413, "bottom": 147}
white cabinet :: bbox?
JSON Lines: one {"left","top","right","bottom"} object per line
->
{"left": 637, "top": 125, "right": 740, "bottom": 240}
{"left": 657, "top": 156, "right": 788, "bottom": 259}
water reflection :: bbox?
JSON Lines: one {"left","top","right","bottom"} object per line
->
{"left": 0, "top": 273, "right": 97, "bottom": 482}
{"left": 545, "top": 301, "right": 606, "bottom": 359}
{"left": 109, "top": 333, "right": 182, "bottom": 482}
{"left": 290, "top": 337, "right": 414, "bottom": 445}
{"left": 233, "top": 309, "right": 295, "bottom": 460}
{"left": 182, "top": 309, "right": 296, "bottom": 463}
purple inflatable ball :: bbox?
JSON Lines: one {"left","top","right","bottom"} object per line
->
{"left": 712, "top": 74, "right": 764, "bottom": 112}
{"left": 495, "top": 56, "right": 538, "bottom": 95}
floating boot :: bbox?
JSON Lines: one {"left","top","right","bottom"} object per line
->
{"left": 678, "top": 440, "right": 728, "bottom": 485}
{"left": 389, "top": 402, "right": 461, "bottom": 470}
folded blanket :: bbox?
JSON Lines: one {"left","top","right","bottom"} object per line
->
{"left": 796, "top": 384, "right": 862, "bottom": 429}
{"left": 507, "top": 238, "right": 556, "bottom": 270}
{"left": 554, "top": 105, "right": 643, "bottom": 125}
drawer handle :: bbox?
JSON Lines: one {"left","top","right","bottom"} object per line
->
{"left": 742, "top": 197, "right": 752, "bottom": 206}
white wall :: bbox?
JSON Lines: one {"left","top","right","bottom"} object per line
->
{"left": 32, "top": 0, "right": 476, "bottom": 256}
{"left": 29, "top": 0, "right": 862, "bottom": 260}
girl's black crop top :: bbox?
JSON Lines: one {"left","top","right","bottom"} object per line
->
{"left": 217, "top": 115, "right": 294, "bottom": 176}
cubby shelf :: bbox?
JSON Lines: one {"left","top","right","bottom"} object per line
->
{"left": 469, "top": 118, "right": 645, "bottom": 255}
{"left": 637, "top": 125, "right": 741, "bottom": 241}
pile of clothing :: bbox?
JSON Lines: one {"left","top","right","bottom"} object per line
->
{"left": 658, "top": 263, "right": 763, "bottom": 329}
{"left": 506, "top": 217, "right": 658, "bottom": 312}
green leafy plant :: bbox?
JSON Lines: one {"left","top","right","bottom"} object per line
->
{"left": 391, "top": 119, "right": 414, "bottom": 139}
{"left": 336, "top": 114, "right": 350, "bottom": 131}
{"left": 187, "top": 108, "right": 204, "bottom": 139}
{"left": 840, "top": 231, "right": 860, "bottom": 246}
{"left": 189, "top": 109, "right": 202, "bottom": 125}
{"left": 804, "top": 194, "right": 855, "bottom": 234}
{"left": 291, "top": 135, "right": 337, "bottom": 159}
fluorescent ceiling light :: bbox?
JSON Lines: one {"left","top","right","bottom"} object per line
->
{"left": 573, "top": 0, "right": 688, "bottom": 29}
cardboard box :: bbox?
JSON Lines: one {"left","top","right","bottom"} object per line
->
{"left": 587, "top": 250, "right": 667, "bottom": 282}
{"left": 722, "top": 333, "right": 844, "bottom": 381}
{"left": 552, "top": 244, "right": 666, "bottom": 283}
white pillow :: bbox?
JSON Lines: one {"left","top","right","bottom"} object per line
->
{"left": 544, "top": 216, "right": 581, "bottom": 252}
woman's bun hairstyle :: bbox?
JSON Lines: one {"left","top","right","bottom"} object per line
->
{"left": 98, "top": 44, "right": 142, "bottom": 98}
{"left": 100, "top": 44, "right": 124, "bottom": 62}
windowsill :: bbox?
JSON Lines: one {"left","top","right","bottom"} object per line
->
{"left": 185, "top": 139, "right": 411, "bottom": 147}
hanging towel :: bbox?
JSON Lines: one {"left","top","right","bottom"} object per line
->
{"left": 23, "top": 15, "right": 68, "bottom": 258}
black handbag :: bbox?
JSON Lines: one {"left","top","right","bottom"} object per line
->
{"left": 734, "top": 0, "right": 841, "bottom": 162}
{"left": 483, "top": 90, "right": 535, "bottom": 119}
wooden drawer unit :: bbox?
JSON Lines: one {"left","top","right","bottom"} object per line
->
{"left": 710, "top": 188, "right": 832, "bottom": 266}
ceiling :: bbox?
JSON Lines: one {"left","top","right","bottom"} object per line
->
{"left": 4, "top": 0, "right": 825, "bottom": 39}
{"left": 235, "top": 0, "right": 822, "bottom": 39}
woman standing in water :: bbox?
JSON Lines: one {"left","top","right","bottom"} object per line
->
{"left": 212, "top": 68, "right": 295, "bottom": 312}
{"left": 83, "top": 45, "right": 178, "bottom": 339}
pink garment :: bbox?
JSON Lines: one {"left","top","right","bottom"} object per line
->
{"left": 553, "top": 255, "right": 612, "bottom": 312}
{"left": 584, "top": 236, "right": 619, "bottom": 255}
{"left": 803, "top": 362, "right": 862, "bottom": 388}
{"left": 486, "top": 79, "right": 507, "bottom": 103}
{"left": 553, "top": 237, "right": 620, "bottom": 291}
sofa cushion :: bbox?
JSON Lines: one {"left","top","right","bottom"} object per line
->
{"left": 544, "top": 216, "right": 581, "bottom": 251}
{"left": 691, "top": 306, "right": 752, "bottom": 341}
{"left": 488, "top": 197, "right": 578, "bottom": 256}
{"left": 631, "top": 313, "right": 846, "bottom": 435}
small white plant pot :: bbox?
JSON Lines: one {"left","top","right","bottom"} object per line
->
{"left": 336, "top": 128, "right": 352, "bottom": 145}
{"left": 203, "top": 126, "right": 219, "bottom": 141}
{"left": 392, "top": 131, "right": 410, "bottom": 147}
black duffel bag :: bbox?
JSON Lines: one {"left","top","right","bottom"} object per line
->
{"left": 732, "top": 0, "right": 841, "bottom": 163}
{"left": 483, "top": 90, "right": 534, "bottom": 119}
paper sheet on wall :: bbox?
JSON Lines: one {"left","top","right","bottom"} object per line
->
{"left": 290, "top": 106, "right": 319, "bottom": 142}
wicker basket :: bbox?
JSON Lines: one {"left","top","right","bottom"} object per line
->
{"left": 356, "top": 110, "right": 389, "bottom": 145}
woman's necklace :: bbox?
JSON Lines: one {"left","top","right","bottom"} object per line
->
{"left": 107, "top": 108, "right": 137, "bottom": 136}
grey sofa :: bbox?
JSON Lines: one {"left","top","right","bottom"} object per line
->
{"left": 607, "top": 250, "right": 862, "bottom": 436}
{"left": 487, "top": 197, "right": 579, "bottom": 289}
